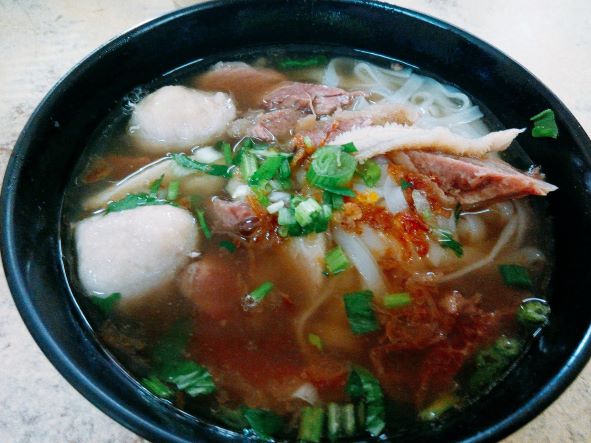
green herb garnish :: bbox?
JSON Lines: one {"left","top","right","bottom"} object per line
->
{"left": 149, "top": 174, "right": 164, "bottom": 196}
{"left": 437, "top": 230, "right": 464, "bottom": 257}
{"left": 248, "top": 155, "right": 283, "bottom": 186}
{"left": 249, "top": 281, "right": 274, "bottom": 303}
{"left": 346, "top": 367, "right": 385, "bottom": 437}
{"left": 343, "top": 290, "right": 379, "bottom": 335}
{"left": 90, "top": 292, "right": 121, "bottom": 315}
{"left": 243, "top": 408, "right": 285, "bottom": 440}
{"left": 499, "top": 264, "right": 533, "bottom": 289}
{"left": 219, "top": 240, "right": 236, "bottom": 253}
{"left": 307, "top": 145, "right": 357, "bottom": 190}
{"left": 468, "top": 336, "right": 522, "bottom": 392}
{"left": 356, "top": 160, "right": 381, "bottom": 187}
{"left": 159, "top": 360, "right": 215, "bottom": 397}
{"left": 517, "top": 299, "right": 550, "bottom": 328}
{"left": 530, "top": 108, "right": 558, "bottom": 139}
{"left": 106, "top": 193, "right": 171, "bottom": 213}
{"left": 277, "top": 55, "right": 328, "bottom": 70}
{"left": 384, "top": 292, "right": 411, "bottom": 309}
{"left": 172, "top": 153, "right": 232, "bottom": 177}
{"left": 325, "top": 246, "right": 351, "bottom": 275}
{"left": 141, "top": 376, "right": 174, "bottom": 399}
{"left": 298, "top": 407, "right": 325, "bottom": 443}
{"left": 308, "top": 333, "right": 323, "bottom": 351}
{"left": 196, "top": 209, "right": 212, "bottom": 239}
{"left": 400, "top": 178, "right": 413, "bottom": 190}
{"left": 166, "top": 180, "right": 180, "bottom": 201}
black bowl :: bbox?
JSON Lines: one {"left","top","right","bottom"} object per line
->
{"left": 2, "top": 1, "right": 591, "bottom": 442}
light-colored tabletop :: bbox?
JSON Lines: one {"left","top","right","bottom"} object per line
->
{"left": 1, "top": 1, "right": 590, "bottom": 442}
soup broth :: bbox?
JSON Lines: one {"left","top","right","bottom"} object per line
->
{"left": 63, "top": 52, "right": 554, "bottom": 440}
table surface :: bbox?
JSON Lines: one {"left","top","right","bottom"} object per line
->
{"left": 1, "top": 1, "right": 590, "bottom": 442}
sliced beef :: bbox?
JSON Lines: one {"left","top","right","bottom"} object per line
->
{"left": 195, "top": 62, "right": 287, "bottom": 109}
{"left": 228, "top": 108, "right": 303, "bottom": 142}
{"left": 394, "top": 151, "right": 557, "bottom": 207}
{"left": 263, "top": 82, "right": 364, "bottom": 115}
{"left": 211, "top": 198, "right": 260, "bottom": 236}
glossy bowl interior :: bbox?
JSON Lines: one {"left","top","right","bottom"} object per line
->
{"left": 2, "top": 1, "right": 591, "bottom": 442}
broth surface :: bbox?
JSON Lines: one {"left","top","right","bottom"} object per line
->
{"left": 63, "top": 52, "right": 553, "bottom": 440}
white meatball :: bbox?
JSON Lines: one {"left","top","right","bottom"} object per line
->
{"left": 75, "top": 205, "right": 198, "bottom": 300}
{"left": 129, "top": 85, "right": 236, "bottom": 152}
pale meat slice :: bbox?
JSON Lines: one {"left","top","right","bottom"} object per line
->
{"left": 195, "top": 62, "right": 287, "bottom": 109}
{"left": 295, "top": 102, "right": 420, "bottom": 147}
{"left": 228, "top": 108, "right": 303, "bottom": 142}
{"left": 263, "top": 82, "right": 364, "bottom": 115}
{"left": 392, "top": 151, "right": 557, "bottom": 207}
{"left": 331, "top": 123, "right": 524, "bottom": 159}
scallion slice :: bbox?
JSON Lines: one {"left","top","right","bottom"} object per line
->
{"left": 325, "top": 246, "right": 350, "bottom": 275}
{"left": 298, "top": 407, "right": 325, "bottom": 443}
{"left": 341, "top": 142, "right": 358, "bottom": 153}
{"left": 499, "top": 264, "right": 532, "bottom": 288}
{"left": 219, "top": 240, "right": 236, "bottom": 253}
{"left": 90, "top": 292, "right": 121, "bottom": 315}
{"left": 343, "top": 291, "right": 379, "bottom": 335}
{"left": 356, "top": 160, "right": 381, "bottom": 187}
{"left": 277, "top": 55, "right": 328, "bottom": 70}
{"left": 171, "top": 153, "right": 231, "bottom": 177}
{"left": 196, "top": 209, "right": 212, "bottom": 239}
{"left": 436, "top": 229, "right": 464, "bottom": 257}
{"left": 419, "top": 393, "right": 458, "bottom": 421}
{"left": 530, "top": 108, "right": 558, "bottom": 139}
{"left": 166, "top": 180, "right": 180, "bottom": 201}
{"left": 295, "top": 198, "right": 322, "bottom": 227}
{"left": 384, "top": 292, "right": 411, "bottom": 308}
{"left": 240, "top": 152, "right": 258, "bottom": 182}
{"left": 149, "top": 174, "right": 164, "bottom": 196}
{"left": 308, "top": 333, "right": 323, "bottom": 351}
{"left": 307, "top": 146, "right": 357, "bottom": 190}
{"left": 518, "top": 299, "right": 550, "bottom": 327}
{"left": 249, "top": 155, "right": 283, "bottom": 185}
{"left": 400, "top": 178, "right": 413, "bottom": 190}
{"left": 279, "top": 157, "right": 291, "bottom": 180}
{"left": 249, "top": 281, "right": 274, "bottom": 303}
{"left": 217, "top": 141, "right": 233, "bottom": 165}
{"left": 141, "top": 376, "right": 174, "bottom": 399}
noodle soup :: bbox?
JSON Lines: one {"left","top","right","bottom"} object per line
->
{"left": 63, "top": 54, "right": 554, "bottom": 440}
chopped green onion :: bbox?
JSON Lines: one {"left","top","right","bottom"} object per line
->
{"left": 400, "top": 178, "right": 413, "bottom": 190}
{"left": 159, "top": 360, "right": 216, "bottom": 397}
{"left": 356, "top": 160, "right": 381, "bottom": 187}
{"left": 295, "top": 198, "right": 322, "bottom": 227}
{"left": 217, "top": 141, "right": 233, "bottom": 165}
{"left": 298, "top": 407, "right": 325, "bottom": 442}
{"left": 454, "top": 203, "right": 462, "bottom": 222}
{"left": 214, "top": 405, "right": 249, "bottom": 430}
{"left": 171, "top": 153, "right": 231, "bottom": 178}
{"left": 166, "top": 180, "right": 180, "bottom": 201}
{"left": 243, "top": 408, "right": 284, "bottom": 440}
{"left": 249, "top": 155, "right": 283, "bottom": 185}
{"left": 279, "top": 157, "right": 291, "bottom": 180}
{"left": 468, "top": 336, "right": 522, "bottom": 392}
{"left": 325, "top": 246, "right": 351, "bottom": 275}
{"left": 240, "top": 151, "right": 258, "bottom": 181}
{"left": 277, "top": 55, "right": 328, "bottom": 70}
{"left": 307, "top": 146, "right": 357, "bottom": 190}
{"left": 384, "top": 292, "right": 411, "bottom": 308}
{"left": 278, "top": 207, "right": 297, "bottom": 226}
{"left": 219, "top": 240, "right": 236, "bottom": 253}
{"left": 141, "top": 376, "right": 174, "bottom": 399}
{"left": 499, "top": 264, "right": 533, "bottom": 288}
{"left": 319, "top": 185, "right": 356, "bottom": 197}
{"left": 196, "top": 209, "right": 212, "bottom": 239}
{"left": 90, "top": 292, "right": 121, "bottom": 315}
{"left": 437, "top": 229, "right": 464, "bottom": 257}
{"left": 341, "top": 142, "right": 358, "bottom": 153}
{"left": 518, "top": 299, "right": 550, "bottom": 328}
{"left": 346, "top": 367, "right": 385, "bottom": 437}
{"left": 106, "top": 193, "right": 171, "bottom": 213}
{"left": 419, "top": 393, "right": 458, "bottom": 421}
{"left": 308, "top": 333, "right": 323, "bottom": 351}
{"left": 151, "top": 319, "right": 192, "bottom": 365}
{"left": 242, "top": 138, "right": 255, "bottom": 149}
{"left": 530, "top": 108, "right": 558, "bottom": 139}
{"left": 149, "top": 174, "right": 164, "bottom": 196}
{"left": 249, "top": 281, "right": 274, "bottom": 303}
{"left": 343, "top": 291, "right": 379, "bottom": 335}
{"left": 327, "top": 403, "right": 356, "bottom": 440}
{"left": 323, "top": 190, "right": 344, "bottom": 210}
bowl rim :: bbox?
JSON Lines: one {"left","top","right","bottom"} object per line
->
{"left": 2, "top": 0, "right": 591, "bottom": 442}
